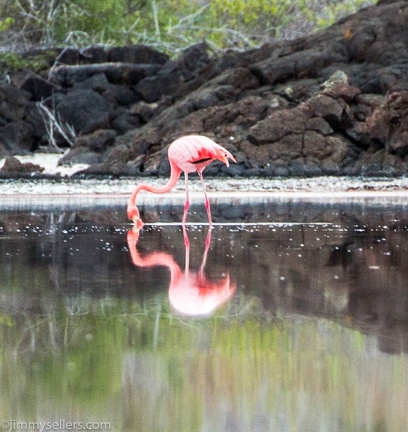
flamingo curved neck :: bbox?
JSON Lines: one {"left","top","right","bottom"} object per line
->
{"left": 130, "top": 162, "right": 182, "bottom": 206}
{"left": 128, "top": 237, "right": 183, "bottom": 281}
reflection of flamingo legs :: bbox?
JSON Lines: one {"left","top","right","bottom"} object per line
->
{"left": 199, "top": 228, "right": 212, "bottom": 277}
{"left": 182, "top": 224, "right": 190, "bottom": 273}
{"left": 182, "top": 225, "right": 212, "bottom": 277}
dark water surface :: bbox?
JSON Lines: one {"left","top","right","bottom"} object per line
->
{"left": 1, "top": 197, "right": 408, "bottom": 431}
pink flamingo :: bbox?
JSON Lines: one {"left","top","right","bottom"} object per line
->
{"left": 127, "top": 135, "right": 236, "bottom": 229}
{"left": 127, "top": 227, "right": 236, "bottom": 316}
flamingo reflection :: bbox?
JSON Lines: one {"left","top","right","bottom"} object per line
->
{"left": 127, "top": 227, "right": 236, "bottom": 316}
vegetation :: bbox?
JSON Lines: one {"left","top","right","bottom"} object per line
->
{"left": 0, "top": 0, "right": 375, "bottom": 54}
{"left": 1, "top": 297, "right": 408, "bottom": 431}
{"left": 0, "top": 51, "right": 51, "bottom": 72}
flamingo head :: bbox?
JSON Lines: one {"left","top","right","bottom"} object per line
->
{"left": 127, "top": 205, "right": 145, "bottom": 230}
{"left": 220, "top": 150, "right": 236, "bottom": 167}
{"left": 133, "top": 217, "right": 144, "bottom": 230}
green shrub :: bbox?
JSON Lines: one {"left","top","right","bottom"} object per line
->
{"left": 0, "top": 0, "right": 376, "bottom": 54}
{"left": 0, "top": 51, "right": 50, "bottom": 73}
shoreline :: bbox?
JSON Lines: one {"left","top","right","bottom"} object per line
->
{"left": 0, "top": 176, "right": 408, "bottom": 211}
{"left": 1, "top": 176, "right": 408, "bottom": 195}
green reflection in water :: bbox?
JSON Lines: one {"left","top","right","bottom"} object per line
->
{"left": 1, "top": 297, "right": 408, "bottom": 432}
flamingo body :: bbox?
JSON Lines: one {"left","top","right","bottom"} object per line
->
{"left": 168, "top": 135, "right": 234, "bottom": 173}
{"left": 127, "top": 135, "right": 236, "bottom": 227}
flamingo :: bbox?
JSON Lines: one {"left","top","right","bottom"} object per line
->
{"left": 127, "top": 135, "right": 236, "bottom": 228}
{"left": 127, "top": 227, "right": 236, "bottom": 316}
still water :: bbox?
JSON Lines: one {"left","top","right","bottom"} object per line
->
{"left": 1, "top": 196, "right": 408, "bottom": 432}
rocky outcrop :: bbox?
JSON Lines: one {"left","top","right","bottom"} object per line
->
{"left": 1, "top": 0, "right": 408, "bottom": 177}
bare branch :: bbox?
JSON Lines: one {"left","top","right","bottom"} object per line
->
{"left": 36, "top": 100, "right": 76, "bottom": 150}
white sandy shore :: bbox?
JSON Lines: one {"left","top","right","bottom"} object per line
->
{"left": 1, "top": 174, "right": 408, "bottom": 194}
{"left": 1, "top": 154, "right": 408, "bottom": 207}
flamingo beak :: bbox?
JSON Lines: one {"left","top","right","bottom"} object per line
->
{"left": 127, "top": 205, "right": 144, "bottom": 229}
{"left": 133, "top": 217, "right": 144, "bottom": 230}
{"left": 218, "top": 151, "right": 236, "bottom": 167}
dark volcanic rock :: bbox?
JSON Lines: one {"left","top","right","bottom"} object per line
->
{"left": 364, "top": 91, "right": 408, "bottom": 156}
{"left": 19, "top": 72, "right": 61, "bottom": 101}
{"left": 0, "top": 121, "right": 34, "bottom": 154}
{"left": 107, "top": 45, "right": 169, "bottom": 65}
{"left": 133, "top": 43, "right": 212, "bottom": 103}
{"left": 50, "top": 63, "right": 160, "bottom": 87}
{"left": 0, "top": 156, "right": 43, "bottom": 174}
{"left": 91, "top": 0, "right": 408, "bottom": 177}
{"left": 59, "top": 128, "right": 117, "bottom": 166}
{"left": 56, "top": 89, "right": 111, "bottom": 134}
{"left": 0, "top": 83, "right": 31, "bottom": 121}
{"left": 1, "top": 0, "right": 408, "bottom": 177}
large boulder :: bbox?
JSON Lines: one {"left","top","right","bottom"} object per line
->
{"left": 364, "top": 91, "right": 408, "bottom": 155}
{"left": 55, "top": 89, "right": 112, "bottom": 134}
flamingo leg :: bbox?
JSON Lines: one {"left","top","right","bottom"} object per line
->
{"left": 198, "top": 171, "right": 212, "bottom": 226}
{"left": 182, "top": 172, "right": 190, "bottom": 225}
